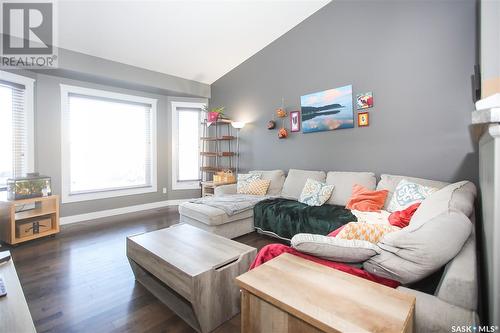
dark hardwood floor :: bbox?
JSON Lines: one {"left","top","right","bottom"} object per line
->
{"left": 5, "top": 207, "right": 282, "bottom": 333}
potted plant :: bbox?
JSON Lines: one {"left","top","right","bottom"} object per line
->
{"left": 202, "top": 105, "right": 225, "bottom": 122}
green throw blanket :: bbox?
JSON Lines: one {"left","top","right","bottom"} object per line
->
{"left": 254, "top": 198, "right": 357, "bottom": 240}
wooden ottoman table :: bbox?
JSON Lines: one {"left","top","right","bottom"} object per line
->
{"left": 236, "top": 253, "right": 416, "bottom": 333}
{"left": 126, "top": 223, "right": 257, "bottom": 333}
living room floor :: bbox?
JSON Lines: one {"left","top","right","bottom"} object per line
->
{"left": 6, "top": 206, "right": 281, "bottom": 333}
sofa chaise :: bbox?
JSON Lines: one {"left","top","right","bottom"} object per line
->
{"left": 178, "top": 169, "right": 479, "bottom": 332}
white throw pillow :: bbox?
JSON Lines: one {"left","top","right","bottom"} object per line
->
{"left": 387, "top": 179, "right": 437, "bottom": 212}
{"left": 298, "top": 179, "right": 334, "bottom": 206}
{"left": 291, "top": 233, "right": 381, "bottom": 263}
{"left": 237, "top": 173, "right": 261, "bottom": 193}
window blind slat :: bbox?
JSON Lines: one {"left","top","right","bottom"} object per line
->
{"left": 12, "top": 86, "right": 27, "bottom": 178}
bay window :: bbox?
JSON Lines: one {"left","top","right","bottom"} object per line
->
{"left": 61, "top": 85, "right": 157, "bottom": 203}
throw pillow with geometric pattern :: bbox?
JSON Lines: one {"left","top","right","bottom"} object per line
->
{"left": 298, "top": 178, "right": 335, "bottom": 206}
{"left": 387, "top": 179, "right": 437, "bottom": 212}
{"left": 337, "top": 222, "right": 400, "bottom": 244}
{"left": 238, "top": 179, "right": 271, "bottom": 196}
{"left": 237, "top": 173, "right": 262, "bottom": 193}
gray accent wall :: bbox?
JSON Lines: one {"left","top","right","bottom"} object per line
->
{"left": 7, "top": 49, "right": 208, "bottom": 217}
{"left": 210, "top": 0, "right": 478, "bottom": 184}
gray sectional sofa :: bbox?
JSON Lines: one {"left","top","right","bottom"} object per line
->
{"left": 178, "top": 169, "right": 480, "bottom": 331}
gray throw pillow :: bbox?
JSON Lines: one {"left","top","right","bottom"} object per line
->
{"left": 291, "top": 233, "right": 381, "bottom": 263}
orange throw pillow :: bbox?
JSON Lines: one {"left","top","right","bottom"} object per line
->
{"left": 345, "top": 184, "right": 389, "bottom": 212}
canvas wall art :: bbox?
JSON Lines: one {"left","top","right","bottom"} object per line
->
{"left": 300, "top": 85, "right": 354, "bottom": 133}
{"left": 356, "top": 92, "right": 373, "bottom": 109}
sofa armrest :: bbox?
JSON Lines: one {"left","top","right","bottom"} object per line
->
{"left": 397, "top": 287, "right": 479, "bottom": 333}
{"left": 435, "top": 231, "right": 478, "bottom": 311}
{"left": 214, "top": 184, "right": 237, "bottom": 196}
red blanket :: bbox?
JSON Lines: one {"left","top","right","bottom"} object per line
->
{"left": 250, "top": 243, "right": 399, "bottom": 288}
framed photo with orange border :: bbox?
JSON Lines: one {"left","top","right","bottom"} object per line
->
{"left": 358, "top": 112, "right": 369, "bottom": 127}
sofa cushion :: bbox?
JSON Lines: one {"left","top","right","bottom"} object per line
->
{"left": 291, "top": 233, "right": 381, "bottom": 263}
{"left": 238, "top": 179, "right": 270, "bottom": 196}
{"left": 387, "top": 179, "right": 437, "bottom": 212}
{"left": 363, "top": 210, "right": 472, "bottom": 284}
{"left": 345, "top": 184, "right": 389, "bottom": 212}
{"left": 377, "top": 174, "right": 449, "bottom": 210}
{"left": 298, "top": 179, "right": 334, "bottom": 206}
{"left": 250, "top": 170, "right": 285, "bottom": 196}
{"left": 237, "top": 173, "right": 261, "bottom": 193}
{"left": 337, "top": 222, "right": 400, "bottom": 244}
{"left": 178, "top": 202, "right": 253, "bottom": 226}
{"left": 326, "top": 171, "right": 376, "bottom": 206}
{"left": 281, "top": 169, "right": 326, "bottom": 200}
{"left": 254, "top": 198, "right": 356, "bottom": 240}
{"left": 409, "top": 181, "right": 475, "bottom": 231}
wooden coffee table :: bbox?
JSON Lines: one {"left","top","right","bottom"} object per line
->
{"left": 236, "top": 253, "right": 416, "bottom": 333}
{"left": 127, "top": 223, "right": 257, "bottom": 333}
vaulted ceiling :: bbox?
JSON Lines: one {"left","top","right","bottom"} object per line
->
{"left": 57, "top": 1, "right": 330, "bottom": 84}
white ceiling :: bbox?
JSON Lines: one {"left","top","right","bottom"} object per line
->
{"left": 57, "top": 0, "right": 330, "bottom": 84}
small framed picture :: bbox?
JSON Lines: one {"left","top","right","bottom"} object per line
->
{"left": 356, "top": 92, "right": 374, "bottom": 110}
{"left": 290, "top": 111, "right": 300, "bottom": 132}
{"left": 358, "top": 112, "right": 369, "bottom": 127}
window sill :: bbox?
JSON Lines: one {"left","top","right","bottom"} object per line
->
{"left": 172, "top": 182, "right": 201, "bottom": 191}
{"left": 61, "top": 185, "right": 157, "bottom": 203}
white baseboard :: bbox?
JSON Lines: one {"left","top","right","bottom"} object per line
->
{"left": 60, "top": 199, "right": 189, "bottom": 225}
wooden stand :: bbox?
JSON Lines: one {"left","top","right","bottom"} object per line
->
{"left": 236, "top": 253, "right": 415, "bottom": 333}
{"left": 0, "top": 195, "right": 60, "bottom": 245}
{"left": 201, "top": 181, "right": 236, "bottom": 197}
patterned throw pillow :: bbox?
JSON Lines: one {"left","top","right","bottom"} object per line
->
{"left": 337, "top": 222, "right": 400, "bottom": 244}
{"left": 238, "top": 179, "right": 271, "bottom": 196}
{"left": 387, "top": 179, "right": 437, "bottom": 212}
{"left": 237, "top": 173, "right": 261, "bottom": 193}
{"left": 298, "top": 178, "right": 335, "bottom": 206}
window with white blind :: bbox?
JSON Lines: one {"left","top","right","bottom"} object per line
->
{"left": 171, "top": 100, "right": 205, "bottom": 190}
{"left": 61, "top": 85, "right": 157, "bottom": 203}
{"left": 0, "top": 71, "right": 34, "bottom": 189}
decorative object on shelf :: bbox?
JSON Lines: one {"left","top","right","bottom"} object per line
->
{"left": 356, "top": 92, "right": 374, "bottom": 110}
{"left": 231, "top": 121, "right": 246, "bottom": 174}
{"left": 202, "top": 105, "right": 225, "bottom": 124}
{"left": 290, "top": 110, "right": 300, "bottom": 132}
{"left": 278, "top": 127, "right": 288, "bottom": 139}
{"left": 267, "top": 120, "right": 276, "bottom": 129}
{"left": 358, "top": 112, "right": 369, "bottom": 127}
{"left": 7, "top": 173, "right": 52, "bottom": 200}
{"left": 213, "top": 170, "right": 236, "bottom": 185}
{"left": 301, "top": 85, "right": 354, "bottom": 133}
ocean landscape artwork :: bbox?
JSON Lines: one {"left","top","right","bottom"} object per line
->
{"left": 300, "top": 85, "right": 354, "bottom": 133}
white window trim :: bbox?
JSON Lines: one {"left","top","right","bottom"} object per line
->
{"left": 0, "top": 70, "right": 35, "bottom": 176}
{"left": 171, "top": 100, "right": 206, "bottom": 190}
{"left": 60, "top": 84, "right": 158, "bottom": 203}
